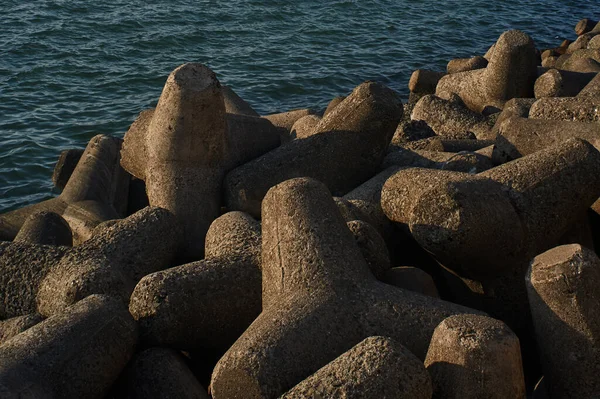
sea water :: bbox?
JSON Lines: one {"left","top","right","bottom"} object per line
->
{"left": 0, "top": 0, "right": 597, "bottom": 211}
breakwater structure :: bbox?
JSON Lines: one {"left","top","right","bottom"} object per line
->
{"left": 1, "top": 17, "right": 600, "bottom": 399}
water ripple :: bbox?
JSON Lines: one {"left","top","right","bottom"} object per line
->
{"left": 1, "top": 0, "right": 598, "bottom": 211}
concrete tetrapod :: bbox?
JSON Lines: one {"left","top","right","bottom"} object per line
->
{"left": 129, "top": 211, "right": 262, "bottom": 355}
{"left": 436, "top": 30, "right": 538, "bottom": 112}
{"left": 210, "top": 178, "right": 481, "bottom": 399}
{"left": 0, "top": 134, "right": 129, "bottom": 243}
{"left": 224, "top": 81, "right": 403, "bottom": 217}
{"left": 529, "top": 96, "right": 600, "bottom": 122}
{"left": 0, "top": 295, "right": 137, "bottom": 399}
{"left": 424, "top": 314, "right": 526, "bottom": 398}
{"left": 116, "top": 347, "right": 209, "bottom": 399}
{"left": 493, "top": 116, "right": 600, "bottom": 164}
{"left": 0, "top": 207, "right": 179, "bottom": 319}
{"left": 0, "top": 314, "right": 44, "bottom": 345}
{"left": 13, "top": 211, "right": 72, "bottom": 246}
{"left": 121, "top": 108, "right": 282, "bottom": 177}
{"left": 411, "top": 94, "right": 493, "bottom": 139}
{"left": 280, "top": 336, "right": 432, "bottom": 399}
{"left": 526, "top": 244, "right": 600, "bottom": 398}
{"left": 142, "top": 63, "right": 228, "bottom": 260}
{"left": 392, "top": 138, "right": 600, "bottom": 279}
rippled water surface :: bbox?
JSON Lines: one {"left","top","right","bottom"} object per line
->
{"left": 1, "top": 0, "right": 597, "bottom": 211}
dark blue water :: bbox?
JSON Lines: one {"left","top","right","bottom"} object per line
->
{"left": 1, "top": 1, "right": 597, "bottom": 212}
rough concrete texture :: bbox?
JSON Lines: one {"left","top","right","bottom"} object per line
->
{"left": 390, "top": 119, "right": 436, "bottom": 146}
{"left": 526, "top": 244, "right": 600, "bottom": 398}
{"left": 129, "top": 211, "right": 261, "bottom": 354}
{"left": 0, "top": 295, "right": 137, "bottom": 399}
{"left": 288, "top": 114, "right": 321, "bottom": 141}
{"left": 412, "top": 138, "right": 600, "bottom": 278}
{"left": 436, "top": 30, "right": 538, "bottom": 112}
{"left": 0, "top": 134, "right": 129, "bottom": 243}
{"left": 263, "top": 108, "right": 316, "bottom": 132}
{"left": 534, "top": 69, "right": 596, "bottom": 98}
{"left": 223, "top": 113, "right": 283, "bottom": 171}
{"left": 210, "top": 178, "right": 480, "bottom": 399}
{"left": 0, "top": 207, "right": 178, "bottom": 318}
{"left": 493, "top": 116, "right": 600, "bottom": 163}
{"left": 408, "top": 69, "right": 445, "bottom": 94}
{"left": 222, "top": 85, "right": 260, "bottom": 117}
{"left": 120, "top": 108, "right": 155, "bottom": 180}
{"left": 578, "top": 72, "right": 600, "bottom": 97}
{"left": 143, "top": 63, "right": 228, "bottom": 260}
{"left": 529, "top": 96, "right": 600, "bottom": 122}
{"left": 541, "top": 55, "right": 558, "bottom": 68}
{"left": 576, "top": 18, "right": 598, "bottom": 35}
{"left": 411, "top": 94, "right": 493, "bottom": 139}
{"left": 342, "top": 166, "right": 401, "bottom": 239}
{"left": 323, "top": 96, "right": 346, "bottom": 117}
{"left": 382, "top": 267, "right": 439, "bottom": 298}
{"left": 13, "top": 211, "right": 72, "bottom": 246}
{"left": 52, "top": 148, "right": 84, "bottom": 190}
{"left": 558, "top": 50, "right": 600, "bottom": 72}
{"left": 121, "top": 108, "right": 283, "bottom": 177}
{"left": 346, "top": 220, "right": 390, "bottom": 280}
{"left": 383, "top": 147, "right": 493, "bottom": 172}
{"left": 447, "top": 55, "right": 488, "bottom": 74}
{"left": 588, "top": 34, "right": 600, "bottom": 49}
{"left": 425, "top": 314, "right": 525, "bottom": 398}
{"left": 403, "top": 137, "right": 495, "bottom": 153}
{"left": 280, "top": 336, "right": 432, "bottom": 399}
{"left": 0, "top": 313, "right": 44, "bottom": 345}
{"left": 117, "top": 348, "right": 209, "bottom": 399}
{"left": 381, "top": 168, "right": 481, "bottom": 227}
{"left": 333, "top": 197, "right": 377, "bottom": 227}
{"left": 492, "top": 98, "right": 535, "bottom": 131}
{"left": 224, "top": 81, "right": 403, "bottom": 217}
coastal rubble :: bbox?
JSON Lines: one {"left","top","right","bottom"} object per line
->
{"left": 1, "top": 21, "right": 600, "bottom": 398}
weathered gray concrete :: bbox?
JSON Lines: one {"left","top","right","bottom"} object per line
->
{"left": 116, "top": 347, "right": 209, "bottom": 399}
{"left": 224, "top": 81, "right": 403, "bottom": 217}
{"left": 447, "top": 56, "right": 488, "bottom": 74}
{"left": 411, "top": 94, "right": 493, "bottom": 139}
{"left": 346, "top": 220, "right": 390, "bottom": 280}
{"left": 382, "top": 267, "right": 439, "bottom": 298}
{"left": 409, "top": 138, "right": 600, "bottom": 278}
{"left": 403, "top": 137, "right": 495, "bottom": 153}
{"left": 383, "top": 147, "right": 493, "bottom": 172}
{"left": 0, "top": 207, "right": 178, "bottom": 319}
{"left": 578, "top": 72, "right": 600, "bottom": 97}
{"left": 0, "top": 295, "right": 137, "bottom": 399}
{"left": 143, "top": 63, "right": 228, "bottom": 260}
{"left": 493, "top": 116, "right": 600, "bottom": 163}
{"left": 408, "top": 69, "right": 445, "bottom": 94}
{"left": 288, "top": 114, "right": 321, "bottom": 141}
{"left": 210, "top": 178, "right": 481, "bottom": 399}
{"left": 52, "top": 148, "right": 84, "bottom": 190}
{"left": 575, "top": 18, "right": 598, "bottom": 35}
{"left": 425, "top": 314, "right": 525, "bottom": 398}
{"left": 0, "top": 313, "right": 44, "bottom": 345}
{"left": 323, "top": 96, "right": 345, "bottom": 117}
{"left": 526, "top": 244, "right": 600, "bottom": 398}
{"left": 263, "top": 108, "right": 316, "bottom": 132}
{"left": 129, "top": 211, "right": 261, "bottom": 354}
{"left": 534, "top": 69, "right": 596, "bottom": 98}
{"left": 222, "top": 85, "right": 259, "bottom": 117}
{"left": 281, "top": 337, "right": 432, "bottom": 399}
{"left": 0, "top": 134, "right": 129, "bottom": 243}
{"left": 390, "top": 119, "right": 436, "bottom": 146}
{"left": 529, "top": 96, "right": 600, "bottom": 122}
{"left": 13, "top": 211, "right": 72, "bottom": 246}
{"left": 436, "top": 30, "right": 538, "bottom": 112}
